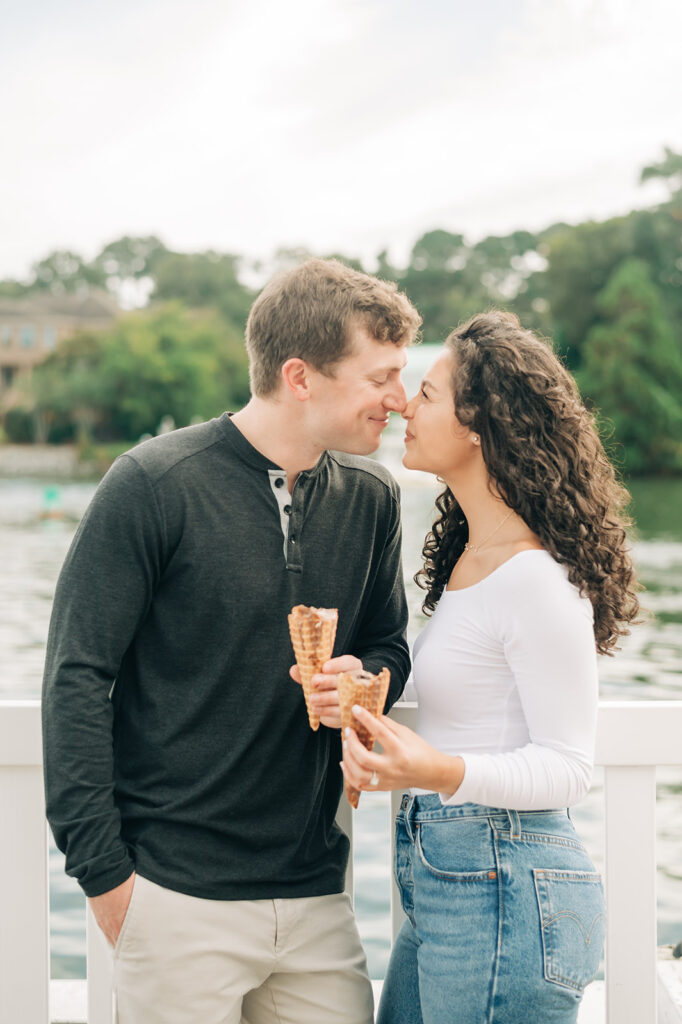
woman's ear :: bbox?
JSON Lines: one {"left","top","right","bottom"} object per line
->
{"left": 281, "top": 358, "right": 310, "bottom": 401}
{"left": 471, "top": 433, "right": 480, "bottom": 445}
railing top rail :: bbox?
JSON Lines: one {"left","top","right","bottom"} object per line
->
{"left": 2, "top": 699, "right": 682, "bottom": 766}
{"left": 0, "top": 699, "right": 42, "bottom": 765}
{"left": 390, "top": 700, "right": 682, "bottom": 767}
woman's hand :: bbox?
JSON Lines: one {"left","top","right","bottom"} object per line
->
{"left": 341, "top": 705, "right": 465, "bottom": 796}
{"left": 289, "top": 655, "right": 363, "bottom": 730}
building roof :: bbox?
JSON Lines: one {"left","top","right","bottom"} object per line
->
{"left": 0, "top": 289, "right": 119, "bottom": 320}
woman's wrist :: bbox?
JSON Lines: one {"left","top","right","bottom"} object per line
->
{"left": 427, "top": 752, "right": 465, "bottom": 797}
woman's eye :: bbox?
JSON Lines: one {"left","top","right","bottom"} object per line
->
{"left": 420, "top": 386, "right": 429, "bottom": 399}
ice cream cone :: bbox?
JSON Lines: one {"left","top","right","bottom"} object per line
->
{"left": 288, "top": 605, "right": 338, "bottom": 730}
{"left": 337, "top": 667, "right": 390, "bottom": 808}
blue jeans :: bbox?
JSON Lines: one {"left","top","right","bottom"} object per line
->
{"left": 377, "top": 795, "right": 605, "bottom": 1024}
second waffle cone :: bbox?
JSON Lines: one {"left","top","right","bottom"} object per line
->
{"left": 338, "top": 667, "right": 390, "bottom": 808}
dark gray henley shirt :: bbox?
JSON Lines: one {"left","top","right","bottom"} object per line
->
{"left": 42, "top": 413, "right": 409, "bottom": 900}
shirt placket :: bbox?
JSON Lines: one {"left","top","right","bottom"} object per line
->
{"left": 267, "top": 469, "right": 304, "bottom": 572}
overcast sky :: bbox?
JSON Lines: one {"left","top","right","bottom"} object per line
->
{"left": 2, "top": 0, "right": 681, "bottom": 281}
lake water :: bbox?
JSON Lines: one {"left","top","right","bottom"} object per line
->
{"left": 1, "top": 350, "right": 681, "bottom": 977}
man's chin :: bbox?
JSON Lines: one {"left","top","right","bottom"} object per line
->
{"left": 339, "top": 442, "right": 380, "bottom": 456}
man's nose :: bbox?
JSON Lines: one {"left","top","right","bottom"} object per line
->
{"left": 384, "top": 380, "right": 407, "bottom": 413}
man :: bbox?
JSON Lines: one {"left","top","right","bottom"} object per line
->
{"left": 42, "top": 258, "right": 421, "bottom": 1023}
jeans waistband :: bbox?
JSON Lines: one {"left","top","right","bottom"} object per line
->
{"left": 398, "top": 794, "right": 568, "bottom": 842}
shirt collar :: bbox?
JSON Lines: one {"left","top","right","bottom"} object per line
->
{"left": 219, "top": 412, "right": 330, "bottom": 478}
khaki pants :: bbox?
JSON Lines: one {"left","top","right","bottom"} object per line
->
{"left": 113, "top": 875, "right": 374, "bottom": 1024}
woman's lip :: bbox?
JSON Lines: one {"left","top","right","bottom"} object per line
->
{"left": 404, "top": 431, "right": 415, "bottom": 441}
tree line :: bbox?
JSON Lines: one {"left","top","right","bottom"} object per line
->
{"left": 3, "top": 149, "right": 682, "bottom": 474}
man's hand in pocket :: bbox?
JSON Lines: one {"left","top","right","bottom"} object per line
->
{"left": 88, "top": 872, "right": 136, "bottom": 948}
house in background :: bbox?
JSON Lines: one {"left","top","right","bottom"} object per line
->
{"left": 0, "top": 291, "right": 118, "bottom": 402}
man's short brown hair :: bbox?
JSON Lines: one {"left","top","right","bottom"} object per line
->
{"left": 245, "top": 258, "right": 421, "bottom": 396}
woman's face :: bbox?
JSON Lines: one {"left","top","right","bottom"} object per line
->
{"left": 402, "top": 349, "right": 478, "bottom": 478}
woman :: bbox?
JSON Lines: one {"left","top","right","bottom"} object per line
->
{"left": 341, "top": 311, "right": 640, "bottom": 1024}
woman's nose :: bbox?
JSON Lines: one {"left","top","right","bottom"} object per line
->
{"left": 402, "top": 393, "right": 418, "bottom": 419}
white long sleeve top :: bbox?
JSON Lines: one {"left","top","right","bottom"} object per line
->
{"left": 412, "top": 550, "right": 599, "bottom": 810}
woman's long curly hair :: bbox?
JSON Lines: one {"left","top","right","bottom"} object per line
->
{"left": 415, "top": 310, "right": 640, "bottom": 655}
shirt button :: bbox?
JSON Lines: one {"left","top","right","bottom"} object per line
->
{"left": 274, "top": 477, "right": 285, "bottom": 488}
{"left": 283, "top": 504, "right": 292, "bottom": 515}
{"left": 290, "top": 537, "right": 296, "bottom": 545}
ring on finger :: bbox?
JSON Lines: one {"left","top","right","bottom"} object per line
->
{"left": 369, "top": 770, "right": 379, "bottom": 787}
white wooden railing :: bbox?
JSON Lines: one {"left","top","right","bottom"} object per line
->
{"left": 1, "top": 700, "right": 681, "bottom": 1024}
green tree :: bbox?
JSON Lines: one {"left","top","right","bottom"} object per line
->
{"left": 323, "top": 253, "right": 365, "bottom": 272}
{"left": 409, "top": 230, "right": 467, "bottom": 273}
{"left": 640, "top": 146, "right": 682, "bottom": 196}
{"left": 30, "top": 250, "right": 106, "bottom": 294}
{"left": 466, "top": 230, "right": 538, "bottom": 298}
{"left": 542, "top": 217, "right": 635, "bottom": 368}
{"left": 93, "top": 235, "right": 169, "bottom": 281}
{"left": 398, "top": 229, "right": 546, "bottom": 344}
{"left": 152, "top": 251, "right": 253, "bottom": 330}
{"left": 579, "top": 258, "right": 682, "bottom": 474}
{"left": 375, "top": 249, "right": 399, "bottom": 282}
{"left": 400, "top": 231, "right": 470, "bottom": 343}
{"left": 30, "top": 304, "right": 250, "bottom": 442}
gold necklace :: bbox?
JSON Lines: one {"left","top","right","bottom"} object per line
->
{"left": 463, "top": 509, "right": 513, "bottom": 554}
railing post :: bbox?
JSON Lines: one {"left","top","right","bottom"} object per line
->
{"left": 604, "top": 765, "right": 658, "bottom": 1024}
{"left": 0, "top": 702, "right": 50, "bottom": 1023}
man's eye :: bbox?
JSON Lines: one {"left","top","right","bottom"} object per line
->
{"left": 373, "top": 378, "right": 389, "bottom": 386}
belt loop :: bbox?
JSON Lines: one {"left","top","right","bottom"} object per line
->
{"left": 507, "top": 809, "right": 521, "bottom": 840}
{"left": 403, "top": 795, "right": 417, "bottom": 842}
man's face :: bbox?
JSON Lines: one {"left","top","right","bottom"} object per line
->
{"left": 306, "top": 323, "right": 408, "bottom": 455}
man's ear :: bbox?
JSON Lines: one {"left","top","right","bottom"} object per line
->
{"left": 281, "top": 358, "right": 311, "bottom": 401}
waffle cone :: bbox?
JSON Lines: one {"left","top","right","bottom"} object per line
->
{"left": 337, "top": 667, "right": 390, "bottom": 808}
{"left": 288, "top": 605, "right": 338, "bottom": 730}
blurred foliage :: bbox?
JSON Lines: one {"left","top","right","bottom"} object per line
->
{"left": 640, "top": 146, "right": 682, "bottom": 194}
{"left": 578, "top": 259, "right": 682, "bottom": 474}
{"left": 31, "top": 250, "right": 107, "bottom": 294}
{"left": 92, "top": 235, "right": 168, "bottom": 282}
{"left": 10, "top": 305, "right": 250, "bottom": 443}
{"left": 152, "top": 250, "right": 254, "bottom": 327}
{"left": 2, "top": 148, "right": 681, "bottom": 471}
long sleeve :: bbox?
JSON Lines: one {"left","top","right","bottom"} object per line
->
{"left": 42, "top": 455, "right": 165, "bottom": 896}
{"left": 351, "top": 490, "right": 410, "bottom": 709}
{"left": 441, "top": 560, "right": 598, "bottom": 810}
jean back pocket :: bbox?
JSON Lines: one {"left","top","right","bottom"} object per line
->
{"left": 533, "top": 868, "right": 605, "bottom": 993}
